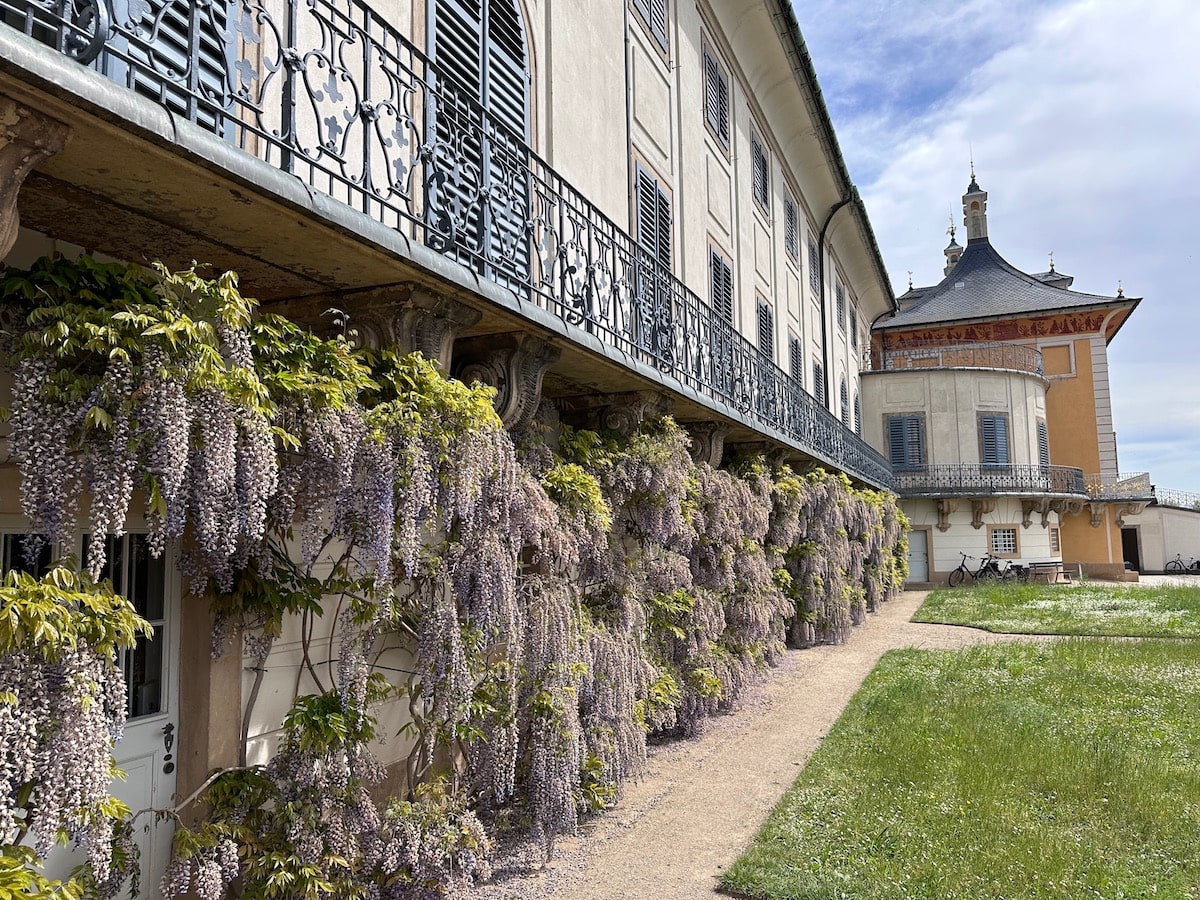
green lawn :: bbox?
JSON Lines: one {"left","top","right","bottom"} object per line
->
{"left": 912, "top": 582, "right": 1200, "bottom": 637}
{"left": 721, "top": 640, "right": 1200, "bottom": 899}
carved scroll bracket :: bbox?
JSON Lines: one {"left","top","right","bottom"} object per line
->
{"left": 0, "top": 97, "right": 70, "bottom": 259}
{"left": 1114, "top": 501, "right": 1148, "bottom": 528}
{"left": 1086, "top": 502, "right": 1106, "bottom": 528}
{"left": 686, "top": 422, "right": 731, "bottom": 468}
{"left": 454, "top": 333, "right": 561, "bottom": 430}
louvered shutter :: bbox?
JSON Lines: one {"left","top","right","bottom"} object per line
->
{"left": 888, "top": 416, "right": 923, "bottom": 470}
{"left": 637, "top": 167, "right": 671, "bottom": 271}
{"left": 981, "top": 415, "right": 1010, "bottom": 468}
{"left": 813, "top": 362, "right": 825, "bottom": 405}
{"left": 757, "top": 301, "right": 774, "bottom": 359}
{"left": 836, "top": 283, "right": 846, "bottom": 329}
{"left": 116, "top": 2, "right": 233, "bottom": 135}
{"left": 703, "top": 48, "right": 729, "bottom": 146}
{"left": 634, "top": 0, "right": 669, "bottom": 50}
{"left": 709, "top": 248, "right": 733, "bottom": 323}
{"left": 1037, "top": 420, "right": 1050, "bottom": 471}
{"left": 854, "top": 394, "right": 861, "bottom": 433}
{"left": 752, "top": 135, "right": 769, "bottom": 209}
{"left": 840, "top": 378, "right": 850, "bottom": 425}
{"left": 430, "top": 0, "right": 530, "bottom": 282}
{"left": 808, "top": 238, "right": 821, "bottom": 293}
{"left": 784, "top": 197, "right": 798, "bottom": 258}
{"left": 789, "top": 336, "right": 803, "bottom": 387}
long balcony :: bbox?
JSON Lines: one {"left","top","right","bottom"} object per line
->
{"left": 0, "top": 1, "right": 891, "bottom": 488}
{"left": 1085, "top": 472, "right": 1154, "bottom": 502}
{"left": 872, "top": 342, "right": 1043, "bottom": 377}
{"left": 894, "top": 464, "right": 1088, "bottom": 499}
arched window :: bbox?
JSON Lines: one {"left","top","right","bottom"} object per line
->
{"left": 429, "top": 0, "right": 531, "bottom": 286}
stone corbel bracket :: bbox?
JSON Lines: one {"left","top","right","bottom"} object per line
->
{"left": 1114, "top": 501, "right": 1148, "bottom": 528}
{"left": 1086, "top": 502, "right": 1105, "bottom": 528}
{"left": 935, "top": 499, "right": 958, "bottom": 532}
{"left": 686, "top": 421, "right": 730, "bottom": 468}
{"left": 349, "top": 283, "right": 481, "bottom": 366}
{"left": 454, "top": 333, "right": 561, "bottom": 430}
{"left": 0, "top": 96, "right": 71, "bottom": 259}
{"left": 970, "top": 498, "right": 996, "bottom": 529}
{"left": 1021, "top": 498, "right": 1051, "bottom": 529}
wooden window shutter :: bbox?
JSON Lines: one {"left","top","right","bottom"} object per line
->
{"left": 703, "top": 48, "right": 729, "bottom": 146}
{"left": 981, "top": 415, "right": 1010, "bottom": 467}
{"left": 1037, "top": 420, "right": 1050, "bottom": 470}
{"left": 709, "top": 248, "right": 733, "bottom": 323}
{"left": 636, "top": 166, "right": 671, "bottom": 272}
{"left": 784, "top": 197, "right": 798, "bottom": 258}
{"left": 789, "top": 336, "right": 803, "bottom": 387}
{"left": 757, "top": 300, "right": 774, "bottom": 359}
{"left": 808, "top": 238, "right": 821, "bottom": 293}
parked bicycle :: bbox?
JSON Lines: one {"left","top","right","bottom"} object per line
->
{"left": 948, "top": 552, "right": 1008, "bottom": 586}
{"left": 1163, "top": 553, "right": 1200, "bottom": 574}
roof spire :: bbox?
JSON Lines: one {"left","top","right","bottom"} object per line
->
{"left": 907, "top": 270, "right": 914, "bottom": 290}
{"left": 1048, "top": 250, "right": 1055, "bottom": 273}
{"left": 1117, "top": 280, "right": 1124, "bottom": 298}
{"left": 943, "top": 213, "right": 963, "bottom": 275}
{"left": 963, "top": 165, "right": 988, "bottom": 242}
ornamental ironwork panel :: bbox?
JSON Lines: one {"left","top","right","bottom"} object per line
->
{"left": 0, "top": 0, "right": 893, "bottom": 488}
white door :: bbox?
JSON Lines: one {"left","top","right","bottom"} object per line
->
{"left": 907, "top": 529, "right": 929, "bottom": 582}
{"left": 2, "top": 531, "right": 179, "bottom": 898}
{"left": 95, "top": 533, "right": 181, "bottom": 899}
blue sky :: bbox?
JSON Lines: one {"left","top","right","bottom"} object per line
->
{"left": 795, "top": 0, "right": 1200, "bottom": 494}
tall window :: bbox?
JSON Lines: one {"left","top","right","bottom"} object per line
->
{"left": 887, "top": 415, "right": 925, "bottom": 471}
{"left": 430, "top": 0, "right": 531, "bottom": 274}
{"left": 788, "top": 335, "right": 803, "bottom": 388}
{"left": 808, "top": 237, "right": 821, "bottom": 294}
{"left": 703, "top": 45, "right": 730, "bottom": 147}
{"left": 636, "top": 165, "right": 672, "bottom": 272}
{"left": 980, "top": 414, "right": 1011, "bottom": 469}
{"left": 709, "top": 247, "right": 733, "bottom": 323}
{"left": 636, "top": 165, "right": 672, "bottom": 353}
{"left": 849, "top": 309, "right": 858, "bottom": 349}
{"left": 854, "top": 393, "right": 861, "bottom": 433}
{"left": 757, "top": 298, "right": 774, "bottom": 360}
{"left": 633, "top": 0, "right": 669, "bottom": 51}
{"left": 836, "top": 282, "right": 846, "bottom": 330}
{"left": 783, "top": 195, "right": 799, "bottom": 259}
{"left": 813, "top": 361, "right": 826, "bottom": 405}
{"left": 1, "top": 533, "right": 50, "bottom": 577}
{"left": 751, "top": 132, "right": 770, "bottom": 212}
{"left": 839, "top": 377, "right": 850, "bottom": 425}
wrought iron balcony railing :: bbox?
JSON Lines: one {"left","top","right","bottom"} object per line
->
{"left": 1153, "top": 487, "right": 1200, "bottom": 510}
{"left": 0, "top": 0, "right": 892, "bottom": 488}
{"left": 893, "top": 464, "right": 1087, "bottom": 498}
{"left": 871, "top": 342, "right": 1043, "bottom": 377}
{"left": 1085, "top": 472, "right": 1154, "bottom": 502}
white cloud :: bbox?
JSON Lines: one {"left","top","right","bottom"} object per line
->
{"left": 799, "top": 0, "right": 1200, "bottom": 492}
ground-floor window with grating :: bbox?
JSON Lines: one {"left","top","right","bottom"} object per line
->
{"left": 989, "top": 526, "right": 1019, "bottom": 557}
{"left": 1049, "top": 527, "right": 1061, "bottom": 554}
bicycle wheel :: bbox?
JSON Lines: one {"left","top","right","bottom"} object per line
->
{"left": 948, "top": 566, "right": 966, "bottom": 587}
{"left": 1166, "top": 559, "right": 1186, "bottom": 574}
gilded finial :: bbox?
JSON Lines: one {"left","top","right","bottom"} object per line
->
{"left": 1117, "top": 280, "right": 1124, "bottom": 298}
{"left": 947, "top": 215, "right": 957, "bottom": 241}
{"left": 907, "top": 270, "right": 914, "bottom": 290}
{"left": 1048, "top": 250, "right": 1055, "bottom": 273}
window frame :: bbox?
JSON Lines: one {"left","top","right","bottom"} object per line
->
{"left": 788, "top": 333, "right": 803, "bottom": 388}
{"left": 807, "top": 236, "right": 821, "bottom": 295}
{"left": 1049, "top": 526, "right": 1061, "bottom": 554}
{"left": 886, "top": 413, "right": 926, "bottom": 472}
{"left": 709, "top": 244, "right": 734, "bottom": 324}
{"left": 979, "top": 413, "right": 1011, "bottom": 470}
{"left": 702, "top": 41, "right": 730, "bottom": 149}
{"left": 750, "top": 129, "right": 770, "bottom": 215}
{"left": 631, "top": 0, "right": 669, "bottom": 53}
{"left": 756, "top": 296, "right": 774, "bottom": 360}
{"left": 783, "top": 194, "right": 799, "bottom": 261}
{"left": 988, "top": 525, "right": 1020, "bottom": 559}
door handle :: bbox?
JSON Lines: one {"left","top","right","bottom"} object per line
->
{"left": 162, "top": 722, "right": 176, "bottom": 775}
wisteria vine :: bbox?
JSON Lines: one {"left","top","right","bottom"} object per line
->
{"left": 0, "top": 256, "right": 907, "bottom": 897}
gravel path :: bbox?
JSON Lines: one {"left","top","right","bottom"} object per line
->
{"left": 471, "top": 590, "right": 1048, "bottom": 900}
